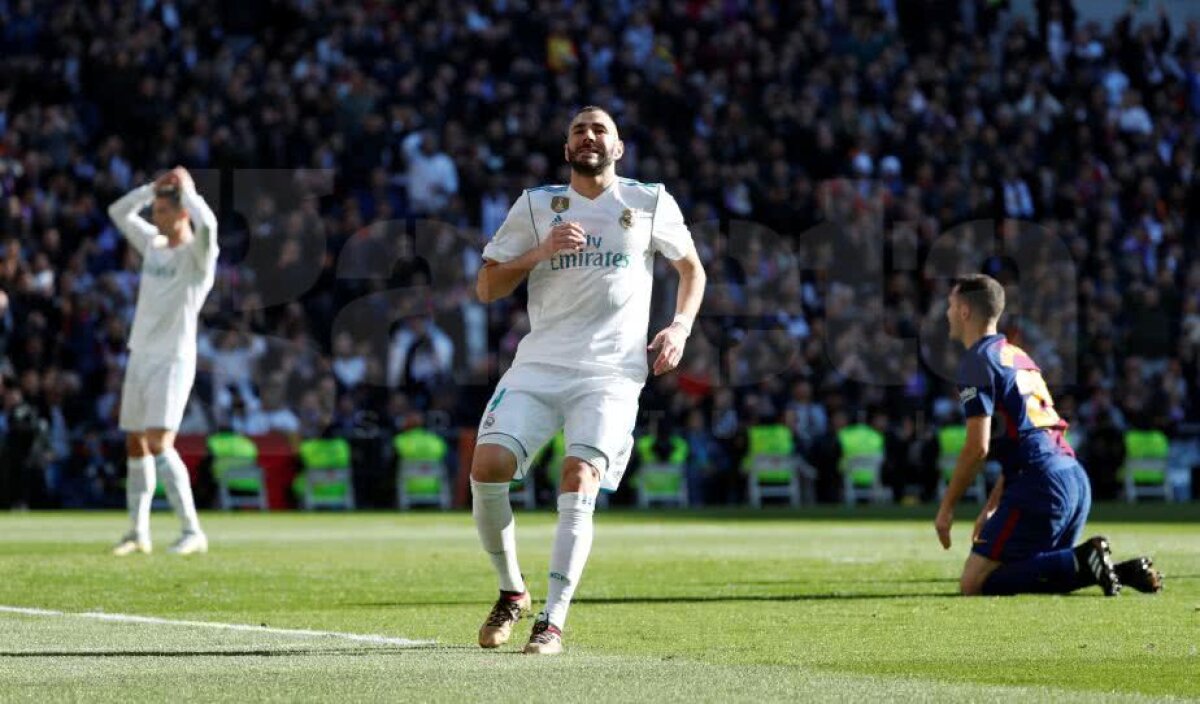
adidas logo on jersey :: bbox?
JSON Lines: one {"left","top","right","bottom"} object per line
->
{"left": 551, "top": 214, "right": 564, "bottom": 225}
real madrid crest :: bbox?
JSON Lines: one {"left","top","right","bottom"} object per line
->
{"left": 551, "top": 196, "right": 570, "bottom": 213}
{"left": 619, "top": 208, "right": 634, "bottom": 229}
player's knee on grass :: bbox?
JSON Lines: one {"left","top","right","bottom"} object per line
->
{"left": 126, "top": 433, "right": 149, "bottom": 458}
{"left": 960, "top": 553, "right": 1000, "bottom": 596}
{"left": 471, "top": 442, "right": 518, "bottom": 483}
{"left": 559, "top": 456, "right": 602, "bottom": 495}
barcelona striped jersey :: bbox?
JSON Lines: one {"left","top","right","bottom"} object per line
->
{"left": 956, "top": 334, "right": 1075, "bottom": 477}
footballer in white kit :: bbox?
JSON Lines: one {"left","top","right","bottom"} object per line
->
{"left": 107, "top": 167, "right": 217, "bottom": 556}
{"left": 470, "top": 106, "right": 706, "bottom": 654}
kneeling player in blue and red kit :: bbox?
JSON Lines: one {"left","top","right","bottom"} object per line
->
{"left": 935, "top": 275, "right": 1162, "bottom": 597}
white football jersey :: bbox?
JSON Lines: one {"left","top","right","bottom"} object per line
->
{"left": 108, "top": 183, "right": 219, "bottom": 360}
{"left": 483, "top": 179, "right": 694, "bottom": 380}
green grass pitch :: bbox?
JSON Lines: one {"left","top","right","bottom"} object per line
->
{"left": 0, "top": 505, "right": 1196, "bottom": 702}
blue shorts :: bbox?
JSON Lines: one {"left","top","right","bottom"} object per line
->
{"left": 972, "top": 460, "right": 1092, "bottom": 562}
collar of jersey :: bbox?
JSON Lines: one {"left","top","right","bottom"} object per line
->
{"left": 567, "top": 180, "right": 618, "bottom": 203}
{"left": 970, "top": 332, "right": 1005, "bottom": 352}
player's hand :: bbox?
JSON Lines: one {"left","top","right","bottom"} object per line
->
{"left": 935, "top": 506, "right": 954, "bottom": 550}
{"left": 647, "top": 322, "right": 688, "bottom": 376}
{"left": 154, "top": 170, "right": 180, "bottom": 190}
{"left": 541, "top": 221, "right": 586, "bottom": 259}
{"left": 170, "top": 166, "right": 195, "bottom": 192}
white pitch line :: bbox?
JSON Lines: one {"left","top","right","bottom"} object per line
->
{"left": 0, "top": 605, "right": 434, "bottom": 647}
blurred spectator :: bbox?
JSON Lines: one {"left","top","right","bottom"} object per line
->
{"left": 0, "top": 383, "right": 47, "bottom": 509}
{"left": 387, "top": 317, "right": 454, "bottom": 399}
{"left": 0, "top": 290, "right": 12, "bottom": 372}
{"left": 201, "top": 330, "right": 267, "bottom": 422}
{"left": 332, "top": 333, "right": 368, "bottom": 391}
{"left": 785, "top": 380, "right": 828, "bottom": 455}
{"left": 232, "top": 382, "right": 300, "bottom": 437}
{"left": 402, "top": 131, "right": 459, "bottom": 216}
{"left": 0, "top": 0, "right": 1198, "bottom": 506}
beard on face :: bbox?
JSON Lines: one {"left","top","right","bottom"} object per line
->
{"left": 567, "top": 143, "right": 613, "bottom": 176}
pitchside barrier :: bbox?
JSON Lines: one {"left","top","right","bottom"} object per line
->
{"left": 173, "top": 427, "right": 1197, "bottom": 510}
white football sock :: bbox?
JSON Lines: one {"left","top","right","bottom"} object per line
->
{"left": 126, "top": 456, "right": 155, "bottom": 541}
{"left": 541, "top": 491, "right": 596, "bottom": 629}
{"left": 471, "top": 479, "right": 526, "bottom": 594}
{"left": 155, "top": 449, "right": 202, "bottom": 535}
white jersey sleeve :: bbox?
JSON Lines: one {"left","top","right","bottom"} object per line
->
{"left": 650, "top": 186, "right": 693, "bottom": 260}
{"left": 482, "top": 190, "right": 539, "bottom": 263}
{"left": 181, "top": 186, "right": 219, "bottom": 272}
{"left": 107, "top": 183, "right": 159, "bottom": 255}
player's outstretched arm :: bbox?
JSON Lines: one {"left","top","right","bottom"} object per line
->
{"left": 107, "top": 183, "right": 159, "bottom": 255}
{"left": 935, "top": 415, "right": 990, "bottom": 549}
{"left": 475, "top": 222, "right": 586, "bottom": 303}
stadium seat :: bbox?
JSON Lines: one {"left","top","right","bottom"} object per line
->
{"left": 742, "top": 424, "right": 813, "bottom": 507}
{"left": 208, "top": 432, "right": 267, "bottom": 511}
{"left": 936, "top": 425, "right": 986, "bottom": 503}
{"left": 294, "top": 438, "right": 355, "bottom": 510}
{"left": 1121, "top": 429, "right": 1172, "bottom": 503}
{"left": 837, "top": 424, "right": 889, "bottom": 506}
{"left": 634, "top": 434, "right": 689, "bottom": 508}
{"left": 394, "top": 427, "right": 450, "bottom": 510}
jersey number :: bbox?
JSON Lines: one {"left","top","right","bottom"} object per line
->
{"left": 1015, "top": 369, "right": 1060, "bottom": 427}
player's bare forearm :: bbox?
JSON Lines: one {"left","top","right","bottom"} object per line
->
{"left": 942, "top": 454, "right": 986, "bottom": 512}
{"left": 477, "top": 222, "right": 587, "bottom": 303}
{"left": 475, "top": 250, "right": 544, "bottom": 303}
{"left": 646, "top": 250, "right": 706, "bottom": 376}
{"left": 939, "top": 416, "right": 990, "bottom": 514}
{"left": 935, "top": 452, "right": 985, "bottom": 549}
{"left": 935, "top": 416, "right": 989, "bottom": 548}
{"left": 669, "top": 249, "right": 706, "bottom": 324}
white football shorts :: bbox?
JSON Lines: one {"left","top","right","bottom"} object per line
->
{"left": 118, "top": 352, "right": 197, "bottom": 432}
{"left": 476, "top": 362, "right": 640, "bottom": 492}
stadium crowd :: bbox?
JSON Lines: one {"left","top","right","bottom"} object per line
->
{"left": 1, "top": 0, "right": 1198, "bottom": 508}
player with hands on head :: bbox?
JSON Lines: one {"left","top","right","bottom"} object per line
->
{"left": 107, "top": 165, "right": 218, "bottom": 557}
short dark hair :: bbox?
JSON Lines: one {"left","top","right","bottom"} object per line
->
{"left": 568, "top": 105, "right": 616, "bottom": 132}
{"left": 953, "top": 274, "right": 1005, "bottom": 322}
{"left": 154, "top": 184, "right": 182, "bottom": 207}
{"left": 574, "top": 105, "right": 611, "bottom": 119}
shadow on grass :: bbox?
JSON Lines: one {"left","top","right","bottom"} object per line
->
{"left": 353, "top": 591, "right": 958, "bottom": 608}
{"left": 704, "top": 578, "right": 960, "bottom": 587}
{"left": 597, "top": 502, "right": 1200, "bottom": 524}
{"left": 578, "top": 592, "right": 958, "bottom": 604}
